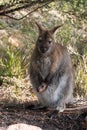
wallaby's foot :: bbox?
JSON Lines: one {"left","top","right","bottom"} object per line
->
{"left": 56, "top": 104, "right": 66, "bottom": 112}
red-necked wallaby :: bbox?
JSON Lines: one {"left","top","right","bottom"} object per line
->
{"left": 29, "top": 22, "right": 74, "bottom": 112}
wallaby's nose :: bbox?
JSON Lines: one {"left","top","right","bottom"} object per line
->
{"left": 40, "top": 47, "right": 48, "bottom": 53}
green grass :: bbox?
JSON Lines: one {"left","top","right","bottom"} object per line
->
{"left": 0, "top": 45, "right": 28, "bottom": 78}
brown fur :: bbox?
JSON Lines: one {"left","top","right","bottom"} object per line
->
{"left": 29, "top": 23, "right": 74, "bottom": 112}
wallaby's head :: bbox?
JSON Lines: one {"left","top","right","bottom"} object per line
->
{"left": 36, "top": 22, "right": 62, "bottom": 56}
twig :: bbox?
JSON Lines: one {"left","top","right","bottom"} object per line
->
{"left": 4, "top": 1, "right": 53, "bottom": 20}
{"left": 0, "top": 0, "right": 53, "bottom": 16}
{"left": 64, "top": 105, "right": 87, "bottom": 114}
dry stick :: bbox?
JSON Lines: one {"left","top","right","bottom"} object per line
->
{"left": 0, "top": 2, "right": 37, "bottom": 15}
{"left": 1, "top": 0, "right": 54, "bottom": 20}
{"left": 5, "top": 1, "right": 52, "bottom": 20}
{"left": 64, "top": 105, "right": 87, "bottom": 114}
{"left": 0, "top": 0, "right": 39, "bottom": 13}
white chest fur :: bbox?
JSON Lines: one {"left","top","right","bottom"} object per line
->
{"left": 37, "top": 57, "right": 51, "bottom": 79}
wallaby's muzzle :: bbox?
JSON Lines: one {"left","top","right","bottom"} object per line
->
{"left": 40, "top": 46, "right": 48, "bottom": 53}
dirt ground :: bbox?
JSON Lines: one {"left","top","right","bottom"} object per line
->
{"left": 0, "top": 77, "right": 87, "bottom": 130}
{"left": 0, "top": 101, "right": 87, "bottom": 130}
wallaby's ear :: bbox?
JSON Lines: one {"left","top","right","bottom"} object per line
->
{"left": 35, "top": 21, "right": 44, "bottom": 33}
{"left": 50, "top": 25, "right": 63, "bottom": 34}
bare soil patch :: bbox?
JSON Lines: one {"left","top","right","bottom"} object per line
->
{"left": 0, "top": 100, "right": 87, "bottom": 130}
{"left": 0, "top": 77, "right": 87, "bottom": 130}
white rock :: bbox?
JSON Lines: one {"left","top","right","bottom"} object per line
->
{"left": 0, "top": 127, "right": 6, "bottom": 130}
{"left": 7, "top": 123, "right": 42, "bottom": 130}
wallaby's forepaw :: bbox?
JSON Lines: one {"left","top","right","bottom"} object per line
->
{"left": 45, "top": 73, "right": 53, "bottom": 84}
{"left": 37, "top": 82, "right": 48, "bottom": 93}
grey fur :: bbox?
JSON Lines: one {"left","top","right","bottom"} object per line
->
{"left": 29, "top": 24, "right": 74, "bottom": 112}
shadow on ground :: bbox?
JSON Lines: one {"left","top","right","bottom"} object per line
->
{"left": 0, "top": 101, "right": 87, "bottom": 130}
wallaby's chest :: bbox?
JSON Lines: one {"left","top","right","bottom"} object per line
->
{"left": 37, "top": 57, "right": 51, "bottom": 79}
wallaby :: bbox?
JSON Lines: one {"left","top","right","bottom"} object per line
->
{"left": 29, "top": 22, "right": 74, "bottom": 112}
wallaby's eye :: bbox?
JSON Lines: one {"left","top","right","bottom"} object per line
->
{"left": 38, "top": 37, "right": 42, "bottom": 42}
{"left": 48, "top": 39, "right": 52, "bottom": 44}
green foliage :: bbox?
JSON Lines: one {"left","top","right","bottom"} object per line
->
{"left": 0, "top": 46, "right": 28, "bottom": 78}
{"left": 72, "top": 55, "right": 87, "bottom": 97}
{"left": 0, "top": 0, "right": 87, "bottom": 97}
{"left": 20, "top": 20, "right": 37, "bottom": 44}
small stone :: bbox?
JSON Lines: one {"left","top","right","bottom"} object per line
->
{"left": 6, "top": 123, "right": 42, "bottom": 130}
